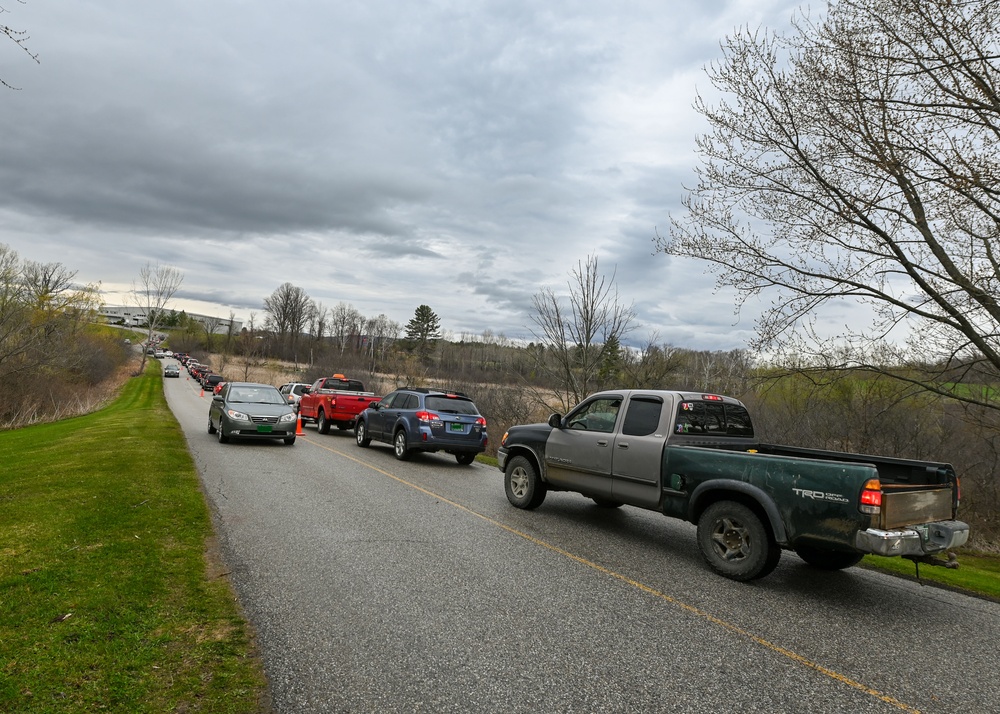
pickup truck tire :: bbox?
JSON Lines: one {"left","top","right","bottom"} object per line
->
{"left": 794, "top": 546, "right": 864, "bottom": 571}
{"left": 393, "top": 430, "right": 411, "bottom": 461}
{"left": 355, "top": 421, "right": 371, "bottom": 447}
{"left": 697, "top": 501, "right": 780, "bottom": 581}
{"left": 317, "top": 410, "right": 331, "bottom": 434}
{"left": 504, "top": 456, "right": 547, "bottom": 509}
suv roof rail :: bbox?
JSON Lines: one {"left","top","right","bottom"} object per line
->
{"left": 401, "top": 387, "right": 471, "bottom": 398}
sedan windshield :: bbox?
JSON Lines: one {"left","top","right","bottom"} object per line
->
{"left": 228, "top": 388, "right": 286, "bottom": 405}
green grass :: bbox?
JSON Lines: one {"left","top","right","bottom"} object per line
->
{"left": 862, "top": 551, "right": 1000, "bottom": 601}
{"left": 0, "top": 364, "right": 266, "bottom": 713}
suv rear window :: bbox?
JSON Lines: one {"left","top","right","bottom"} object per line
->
{"left": 426, "top": 395, "right": 479, "bottom": 415}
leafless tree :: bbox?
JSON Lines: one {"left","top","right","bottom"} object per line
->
{"left": 330, "top": 302, "right": 365, "bottom": 354}
{"left": 363, "top": 313, "right": 400, "bottom": 375}
{"left": 236, "top": 312, "right": 268, "bottom": 381}
{"left": 620, "top": 334, "right": 687, "bottom": 390}
{"left": 263, "top": 283, "right": 314, "bottom": 361}
{"left": 528, "top": 254, "right": 637, "bottom": 411}
{"left": 130, "top": 262, "right": 183, "bottom": 375}
{"left": 2, "top": 1, "right": 39, "bottom": 90}
{"left": 201, "top": 315, "right": 223, "bottom": 342}
{"left": 663, "top": 0, "right": 1000, "bottom": 411}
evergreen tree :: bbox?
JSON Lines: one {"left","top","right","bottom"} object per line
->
{"left": 405, "top": 305, "right": 441, "bottom": 362}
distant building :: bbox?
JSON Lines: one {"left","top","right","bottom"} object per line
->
{"left": 99, "top": 305, "right": 243, "bottom": 334}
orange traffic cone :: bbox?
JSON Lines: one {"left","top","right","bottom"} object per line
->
{"left": 199, "top": 387, "right": 204, "bottom": 397}
{"left": 295, "top": 415, "right": 304, "bottom": 435}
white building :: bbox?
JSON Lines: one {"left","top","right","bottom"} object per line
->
{"left": 99, "top": 305, "right": 243, "bottom": 334}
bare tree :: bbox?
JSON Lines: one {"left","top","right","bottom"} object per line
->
{"left": 620, "top": 334, "right": 687, "bottom": 390}
{"left": 201, "top": 315, "right": 223, "bottom": 342}
{"left": 236, "top": 312, "right": 268, "bottom": 381}
{"left": 2, "top": 1, "right": 40, "bottom": 90}
{"left": 130, "top": 262, "right": 183, "bottom": 375}
{"left": 330, "top": 302, "right": 365, "bottom": 354}
{"left": 663, "top": 0, "right": 1000, "bottom": 410}
{"left": 528, "top": 254, "right": 637, "bottom": 410}
{"left": 363, "top": 313, "right": 400, "bottom": 375}
{"left": 263, "top": 283, "right": 314, "bottom": 362}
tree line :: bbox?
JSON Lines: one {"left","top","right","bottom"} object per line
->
{"left": 0, "top": 244, "right": 132, "bottom": 428}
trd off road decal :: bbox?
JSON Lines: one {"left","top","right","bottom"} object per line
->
{"left": 792, "top": 488, "right": 850, "bottom": 504}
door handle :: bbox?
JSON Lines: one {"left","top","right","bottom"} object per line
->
{"left": 597, "top": 440, "right": 608, "bottom": 446}
{"left": 617, "top": 442, "right": 629, "bottom": 449}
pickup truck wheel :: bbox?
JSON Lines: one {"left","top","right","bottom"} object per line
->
{"left": 317, "top": 410, "right": 330, "bottom": 434}
{"left": 393, "top": 430, "right": 411, "bottom": 461}
{"left": 504, "top": 456, "right": 547, "bottom": 509}
{"left": 355, "top": 421, "right": 371, "bottom": 447}
{"left": 697, "top": 501, "right": 779, "bottom": 581}
{"left": 794, "top": 546, "right": 864, "bottom": 571}
{"left": 455, "top": 452, "right": 476, "bottom": 465}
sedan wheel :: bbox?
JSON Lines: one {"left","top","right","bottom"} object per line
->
{"left": 217, "top": 423, "right": 229, "bottom": 444}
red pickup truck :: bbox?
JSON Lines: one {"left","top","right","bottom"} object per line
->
{"left": 297, "top": 374, "right": 380, "bottom": 434}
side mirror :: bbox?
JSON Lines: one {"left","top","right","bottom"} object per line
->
{"left": 370, "top": 400, "right": 380, "bottom": 409}
{"left": 548, "top": 413, "right": 564, "bottom": 428}
{"left": 302, "top": 387, "right": 311, "bottom": 394}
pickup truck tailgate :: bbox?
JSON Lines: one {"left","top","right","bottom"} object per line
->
{"left": 880, "top": 487, "right": 952, "bottom": 529}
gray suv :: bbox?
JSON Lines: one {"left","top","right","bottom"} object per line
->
{"left": 355, "top": 388, "right": 487, "bottom": 464}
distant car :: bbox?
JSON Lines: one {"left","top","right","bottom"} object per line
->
{"left": 203, "top": 374, "right": 225, "bottom": 392}
{"left": 278, "top": 382, "right": 312, "bottom": 411}
{"left": 163, "top": 364, "right": 180, "bottom": 378}
{"left": 355, "top": 387, "right": 487, "bottom": 464}
{"left": 208, "top": 382, "right": 297, "bottom": 445}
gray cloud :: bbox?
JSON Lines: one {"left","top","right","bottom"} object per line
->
{"left": 0, "top": 0, "right": 803, "bottom": 350}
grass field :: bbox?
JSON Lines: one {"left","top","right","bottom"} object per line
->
{"left": 0, "top": 364, "right": 267, "bottom": 713}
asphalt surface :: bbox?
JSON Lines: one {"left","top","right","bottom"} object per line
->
{"left": 163, "top": 364, "right": 1000, "bottom": 714}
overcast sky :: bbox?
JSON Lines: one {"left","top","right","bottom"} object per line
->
{"left": 0, "top": 0, "right": 805, "bottom": 350}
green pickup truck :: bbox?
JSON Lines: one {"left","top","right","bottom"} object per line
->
{"left": 497, "top": 390, "right": 969, "bottom": 581}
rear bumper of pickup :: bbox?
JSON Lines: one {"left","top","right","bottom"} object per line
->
{"left": 854, "top": 520, "right": 969, "bottom": 557}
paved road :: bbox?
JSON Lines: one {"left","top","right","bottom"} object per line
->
{"left": 163, "top": 365, "right": 1000, "bottom": 713}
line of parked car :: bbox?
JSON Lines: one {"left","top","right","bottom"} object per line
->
{"left": 159, "top": 357, "right": 490, "bottom": 462}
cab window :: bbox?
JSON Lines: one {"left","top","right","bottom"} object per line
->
{"left": 621, "top": 397, "right": 663, "bottom": 436}
{"left": 566, "top": 397, "right": 622, "bottom": 433}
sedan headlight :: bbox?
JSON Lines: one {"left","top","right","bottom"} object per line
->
{"left": 226, "top": 409, "right": 250, "bottom": 421}
{"left": 279, "top": 412, "right": 296, "bottom": 423}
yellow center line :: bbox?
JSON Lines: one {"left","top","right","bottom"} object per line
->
{"left": 304, "top": 435, "right": 922, "bottom": 714}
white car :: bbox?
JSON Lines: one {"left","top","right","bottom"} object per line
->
{"left": 278, "top": 382, "right": 311, "bottom": 411}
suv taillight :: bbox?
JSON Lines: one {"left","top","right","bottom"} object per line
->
{"left": 475, "top": 417, "right": 487, "bottom": 427}
{"left": 415, "top": 410, "right": 439, "bottom": 423}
